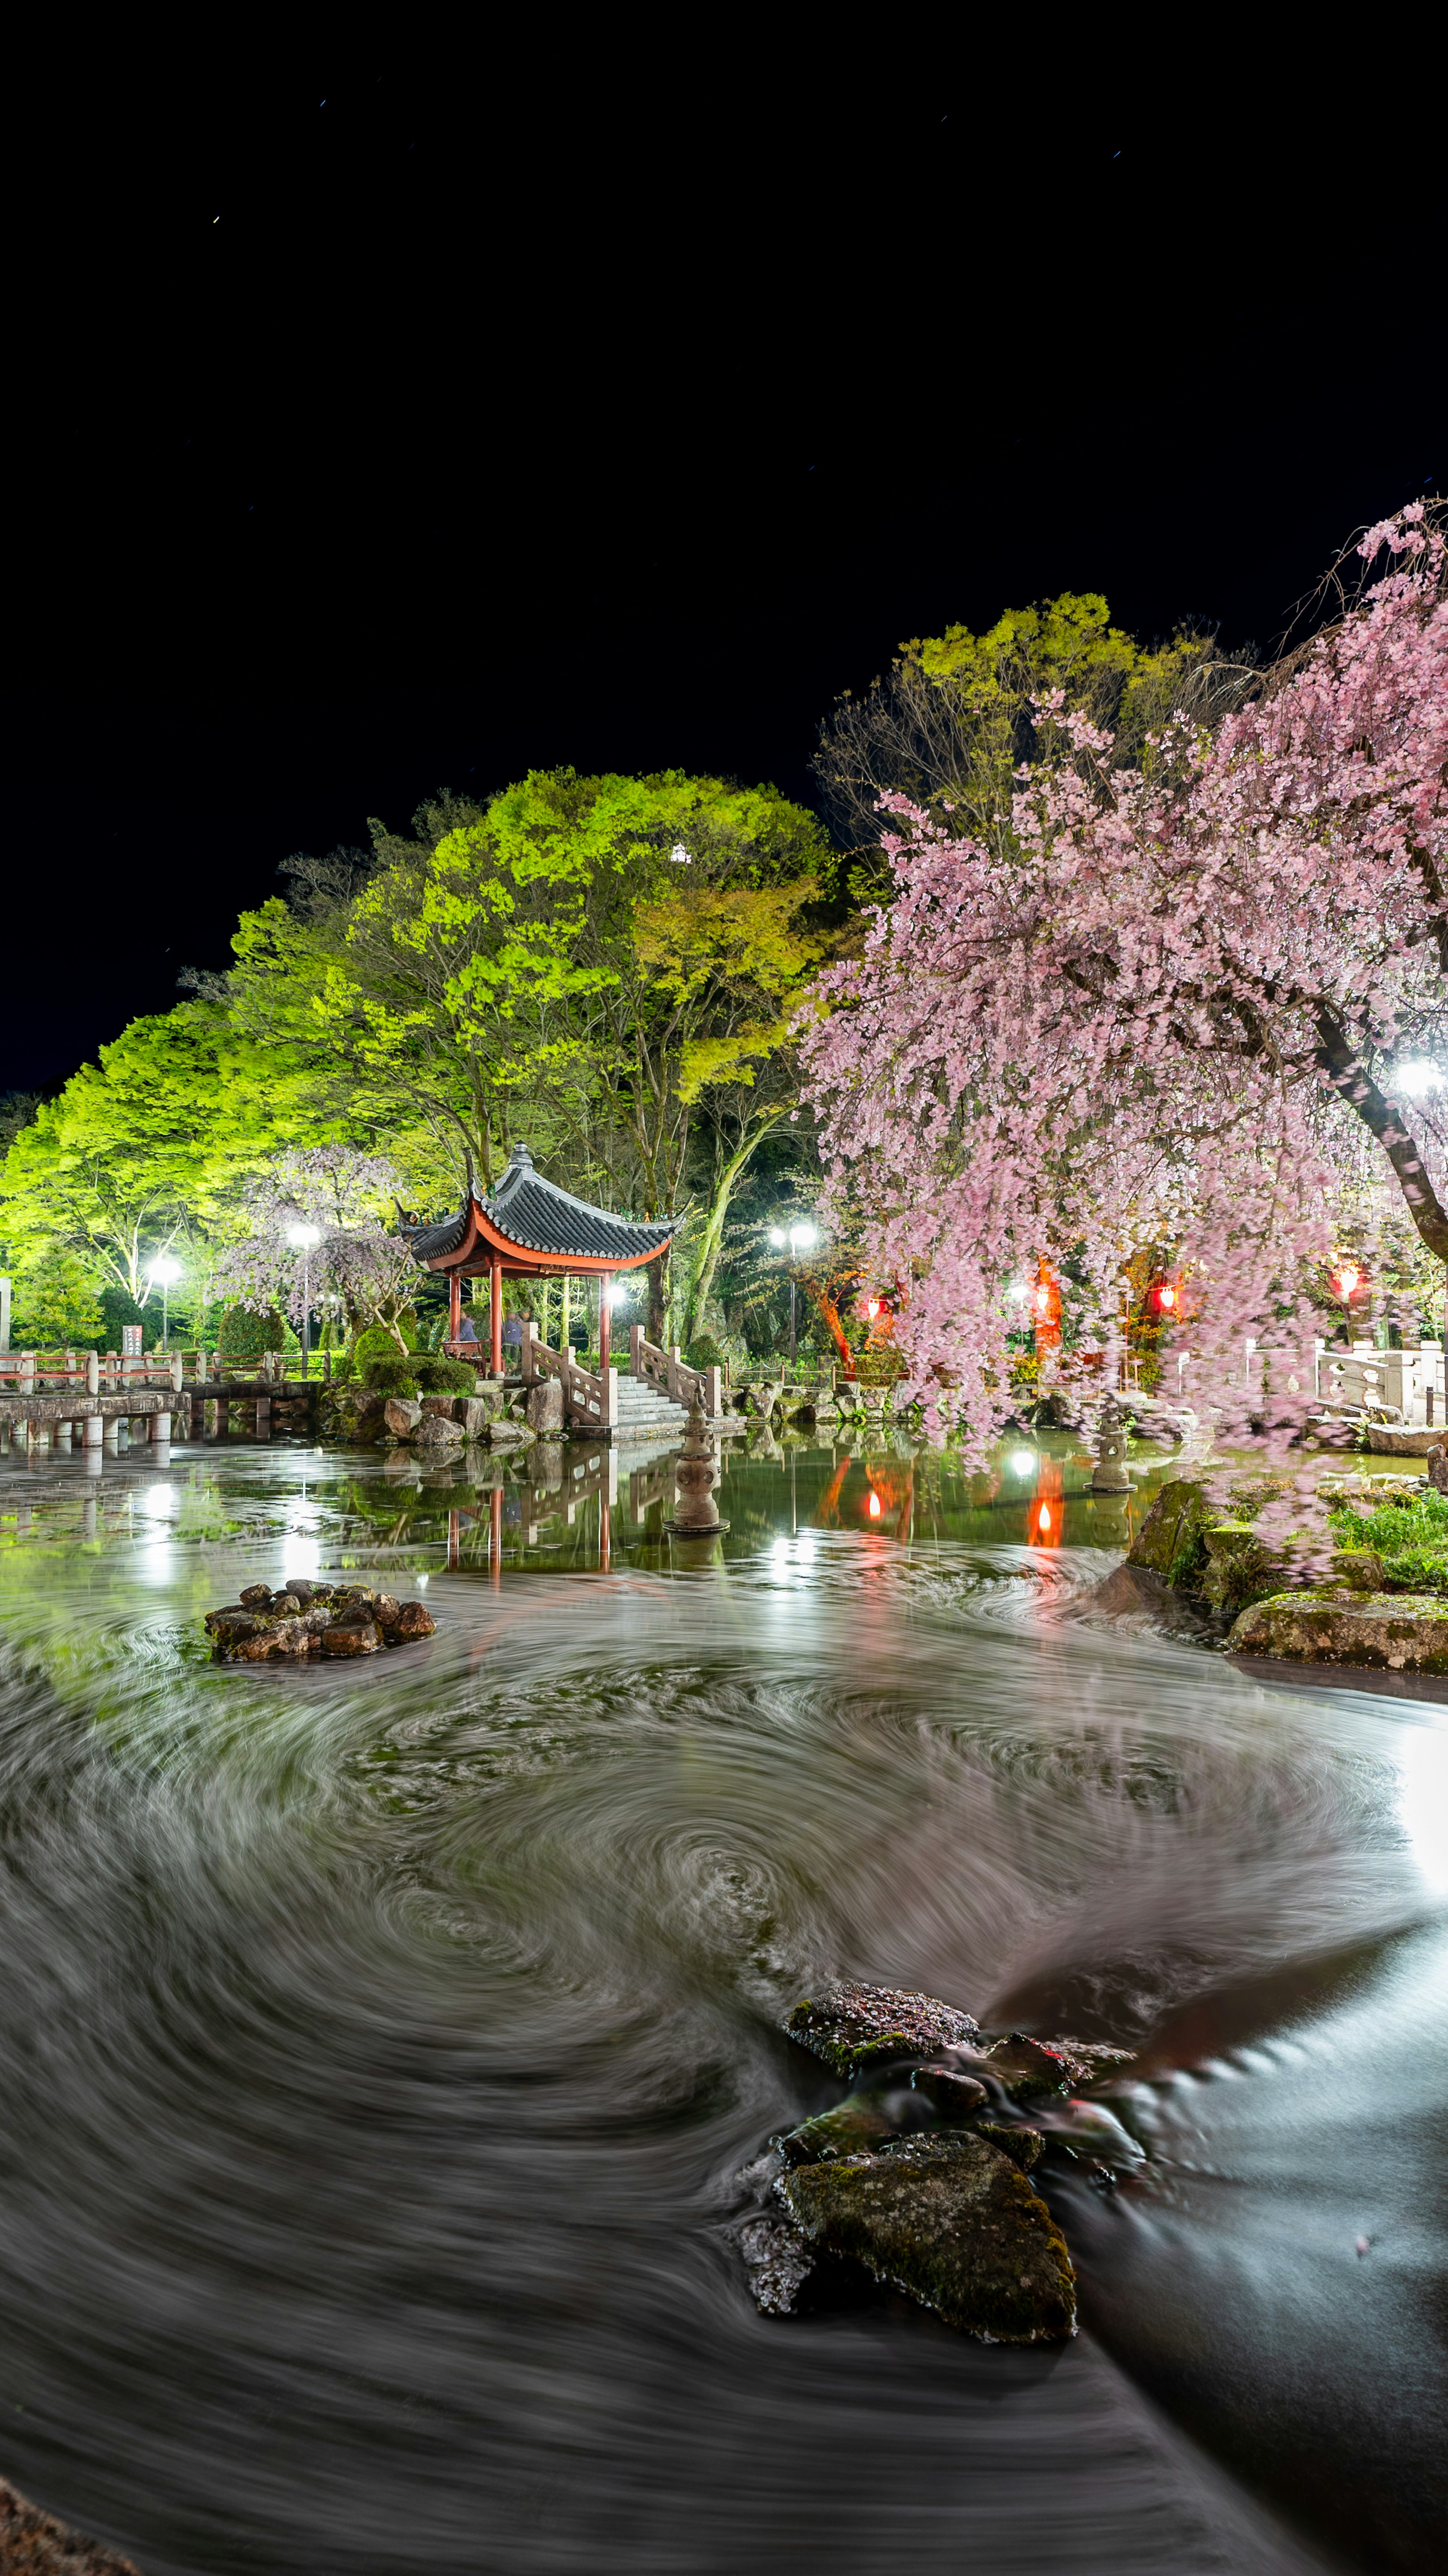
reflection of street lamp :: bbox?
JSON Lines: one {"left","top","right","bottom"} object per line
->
{"left": 150, "top": 1256, "right": 181, "bottom": 1349}
{"left": 768, "top": 1220, "right": 818, "bottom": 1364}
{"left": 286, "top": 1224, "right": 322, "bottom": 1376}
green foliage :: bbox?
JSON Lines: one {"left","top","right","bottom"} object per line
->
{"left": 327, "top": 1353, "right": 356, "bottom": 1386}
{"left": 683, "top": 1334, "right": 728, "bottom": 1373}
{"left": 361, "top": 1349, "right": 420, "bottom": 1398}
{"left": 8, "top": 1250, "right": 105, "bottom": 1351}
{"left": 352, "top": 1319, "right": 417, "bottom": 1375}
{"left": 413, "top": 1353, "right": 476, "bottom": 1393}
{"left": 1329, "top": 1489, "right": 1448, "bottom": 1594}
{"left": 218, "top": 1304, "right": 287, "bottom": 1359}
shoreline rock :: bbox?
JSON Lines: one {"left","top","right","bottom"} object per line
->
{"left": 1227, "top": 1589, "right": 1448, "bottom": 1672}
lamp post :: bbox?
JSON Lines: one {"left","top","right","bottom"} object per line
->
{"left": 769, "top": 1220, "right": 818, "bottom": 1366}
{"left": 149, "top": 1255, "right": 181, "bottom": 1351}
{"left": 286, "top": 1224, "right": 322, "bottom": 1377}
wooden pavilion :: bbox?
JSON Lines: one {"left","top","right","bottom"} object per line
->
{"left": 403, "top": 1144, "right": 677, "bottom": 1376}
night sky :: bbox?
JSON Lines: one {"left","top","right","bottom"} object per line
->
{"left": 8, "top": 45, "right": 1442, "bottom": 1095}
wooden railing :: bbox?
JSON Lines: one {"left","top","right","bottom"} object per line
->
{"left": 0, "top": 1351, "right": 185, "bottom": 1392}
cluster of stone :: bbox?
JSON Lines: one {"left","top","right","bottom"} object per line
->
{"left": 204, "top": 1578, "right": 436, "bottom": 1661}
{"left": 321, "top": 1380, "right": 561, "bottom": 1452}
{"left": 739, "top": 1981, "right": 1135, "bottom": 2342}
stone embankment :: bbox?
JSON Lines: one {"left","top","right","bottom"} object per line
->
{"left": 321, "top": 1379, "right": 551, "bottom": 1453}
{"left": 737, "top": 1981, "right": 1137, "bottom": 2342}
{"left": 0, "top": 2476, "right": 143, "bottom": 2571}
{"left": 1109, "top": 1471, "right": 1448, "bottom": 1674}
{"left": 205, "top": 1579, "right": 436, "bottom": 1661}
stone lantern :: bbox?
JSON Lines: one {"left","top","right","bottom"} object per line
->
{"left": 664, "top": 1396, "right": 730, "bottom": 1535}
{"left": 1090, "top": 1393, "right": 1132, "bottom": 1494}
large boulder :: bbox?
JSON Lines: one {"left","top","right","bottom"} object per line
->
{"left": 777, "top": 2129, "right": 1076, "bottom": 2343}
{"left": 787, "top": 1981, "right": 980, "bottom": 2077}
{"left": 383, "top": 1395, "right": 422, "bottom": 1440}
{"left": 526, "top": 1377, "right": 565, "bottom": 1437}
{"left": 462, "top": 1388, "right": 508, "bottom": 1437}
{"left": 1228, "top": 1590, "right": 1448, "bottom": 1672}
{"left": 414, "top": 1413, "right": 464, "bottom": 1450}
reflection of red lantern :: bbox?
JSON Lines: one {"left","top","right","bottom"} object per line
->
{"left": 1033, "top": 1261, "right": 1061, "bottom": 1356}
{"left": 868, "top": 1489, "right": 882, "bottom": 1517}
{"left": 1037, "top": 1501, "right": 1052, "bottom": 1536}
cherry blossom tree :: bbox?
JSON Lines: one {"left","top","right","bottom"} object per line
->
{"left": 802, "top": 505, "right": 1448, "bottom": 1467}
{"left": 212, "top": 1147, "right": 419, "bottom": 1348}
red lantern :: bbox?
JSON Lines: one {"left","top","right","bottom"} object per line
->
{"left": 866, "top": 1297, "right": 881, "bottom": 1321}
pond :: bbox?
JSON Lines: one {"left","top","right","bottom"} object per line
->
{"left": 0, "top": 1427, "right": 1443, "bottom": 2574}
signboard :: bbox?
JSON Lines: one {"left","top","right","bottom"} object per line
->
{"left": 121, "top": 1325, "right": 144, "bottom": 1356}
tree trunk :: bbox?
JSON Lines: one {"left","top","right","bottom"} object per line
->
{"left": 1315, "top": 1011, "right": 1448, "bottom": 1264}
{"left": 680, "top": 1121, "right": 784, "bottom": 1347}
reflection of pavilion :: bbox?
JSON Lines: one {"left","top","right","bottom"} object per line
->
{"left": 404, "top": 1144, "right": 676, "bottom": 1377}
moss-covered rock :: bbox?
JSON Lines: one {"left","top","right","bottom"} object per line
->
{"left": 1201, "top": 1520, "right": 1283, "bottom": 1618}
{"left": 911, "top": 2065, "right": 989, "bottom": 2120}
{"left": 774, "top": 2091, "right": 899, "bottom": 2167}
{"left": 976, "top": 2121, "right": 1043, "bottom": 2171}
{"left": 1228, "top": 1590, "right": 1448, "bottom": 1672}
{"left": 1126, "top": 1478, "right": 1213, "bottom": 1587}
{"left": 786, "top": 1981, "right": 980, "bottom": 2077}
{"left": 777, "top": 2130, "right": 1075, "bottom": 2343}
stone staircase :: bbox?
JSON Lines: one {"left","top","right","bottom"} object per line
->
{"left": 612, "top": 1376, "right": 692, "bottom": 1441}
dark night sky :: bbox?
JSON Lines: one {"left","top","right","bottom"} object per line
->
{"left": 6, "top": 40, "right": 1442, "bottom": 1094}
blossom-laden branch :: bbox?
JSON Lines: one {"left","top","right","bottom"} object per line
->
{"left": 211, "top": 1147, "right": 419, "bottom": 1347}
{"left": 801, "top": 505, "right": 1448, "bottom": 1465}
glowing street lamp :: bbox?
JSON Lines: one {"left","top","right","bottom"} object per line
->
{"left": 149, "top": 1254, "right": 181, "bottom": 1350}
{"left": 769, "top": 1220, "right": 818, "bottom": 1364}
{"left": 286, "top": 1223, "right": 322, "bottom": 1377}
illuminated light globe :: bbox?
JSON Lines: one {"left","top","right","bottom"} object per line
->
{"left": 1159, "top": 1284, "right": 1177, "bottom": 1310}
{"left": 1395, "top": 1059, "right": 1444, "bottom": 1097}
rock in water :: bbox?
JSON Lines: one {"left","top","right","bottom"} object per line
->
{"left": 976, "top": 2121, "right": 1044, "bottom": 2171}
{"left": 778, "top": 2131, "right": 1075, "bottom": 2343}
{"left": 736, "top": 2217, "right": 814, "bottom": 2316}
{"left": 912, "top": 2065, "right": 989, "bottom": 2119}
{"left": 774, "top": 2091, "right": 899, "bottom": 2167}
{"left": 0, "top": 2475, "right": 144, "bottom": 2571}
{"left": 321, "top": 1619, "right": 380, "bottom": 1656}
{"left": 390, "top": 1600, "right": 436, "bottom": 1641}
{"left": 786, "top": 1982, "right": 980, "bottom": 2076}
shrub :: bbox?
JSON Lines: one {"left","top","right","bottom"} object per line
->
{"left": 414, "top": 1354, "right": 477, "bottom": 1394}
{"left": 218, "top": 1304, "right": 287, "bottom": 1360}
{"left": 361, "top": 1349, "right": 420, "bottom": 1398}
{"left": 327, "top": 1354, "right": 355, "bottom": 1386}
{"left": 353, "top": 1322, "right": 413, "bottom": 1375}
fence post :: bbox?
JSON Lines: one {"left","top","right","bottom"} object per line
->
{"left": 602, "top": 1365, "right": 618, "bottom": 1430}
{"left": 522, "top": 1321, "right": 537, "bottom": 1385}
{"left": 704, "top": 1365, "right": 721, "bottom": 1418}
{"left": 170, "top": 1353, "right": 184, "bottom": 1393}
{"left": 20, "top": 1352, "right": 35, "bottom": 1396}
{"left": 86, "top": 1351, "right": 99, "bottom": 1395}
{"left": 629, "top": 1322, "right": 644, "bottom": 1381}
{"left": 666, "top": 1344, "right": 682, "bottom": 1403}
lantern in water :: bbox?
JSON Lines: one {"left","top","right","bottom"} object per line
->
{"left": 868, "top": 1489, "right": 882, "bottom": 1518}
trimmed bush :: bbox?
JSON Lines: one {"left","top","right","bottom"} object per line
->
{"left": 361, "top": 1350, "right": 420, "bottom": 1398}
{"left": 218, "top": 1304, "right": 287, "bottom": 1360}
{"left": 414, "top": 1354, "right": 477, "bottom": 1394}
{"left": 353, "top": 1323, "right": 415, "bottom": 1375}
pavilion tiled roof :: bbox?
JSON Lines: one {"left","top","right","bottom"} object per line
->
{"left": 406, "top": 1145, "right": 676, "bottom": 1267}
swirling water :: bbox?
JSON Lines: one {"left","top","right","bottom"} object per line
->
{"left": 0, "top": 1429, "right": 1444, "bottom": 2575}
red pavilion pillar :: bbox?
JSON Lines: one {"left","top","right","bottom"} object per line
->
{"left": 490, "top": 1256, "right": 503, "bottom": 1376}
{"left": 449, "top": 1274, "right": 462, "bottom": 1343}
{"left": 599, "top": 1273, "right": 612, "bottom": 1375}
